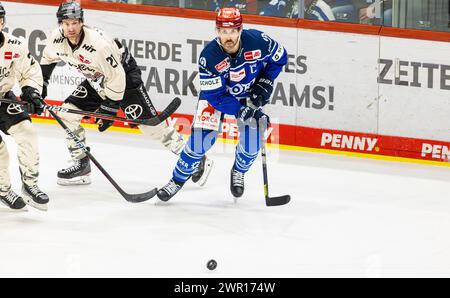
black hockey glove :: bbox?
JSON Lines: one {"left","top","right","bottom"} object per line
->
{"left": 95, "top": 98, "right": 120, "bottom": 132}
{"left": 249, "top": 76, "right": 274, "bottom": 107}
{"left": 237, "top": 105, "right": 270, "bottom": 127}
{"left": 21, "top": 86, "right": 45, "bottom": 115}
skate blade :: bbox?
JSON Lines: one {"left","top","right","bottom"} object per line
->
{"left": 0, "top": 202, "right": 28, "bottom": 212}
{"left": 24, "top": 200, "right": 48, "bottom": 211}
{"left": 22, "top": 195, "right": 48, "bottom": 212}
{"left": 57, "top": 175, "right": 91, "bottom": 186}
{"left": 196, "top": 159, "right": 214, "bottom": 187}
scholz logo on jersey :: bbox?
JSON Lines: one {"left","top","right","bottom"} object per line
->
{"left": 200, "top": 77, "right": 222, "bottom": 91}
{"left": 244, "top": 50, "right": 261, "bottom": 61}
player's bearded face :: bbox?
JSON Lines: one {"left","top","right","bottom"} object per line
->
{"left": 61, "top": 19, "right": 83, "bottom": 40}
{"left": 217, "top": 27, "right": 242, "bottom": 54}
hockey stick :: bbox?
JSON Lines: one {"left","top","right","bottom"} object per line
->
{"left": 25, "top": 98, "right": 158, "bottom": 203}
{"left": 259, "top": 122, "right": 291, "bottom": 207}
{"left": 0, "top": 97, "right": 181, "bottom": 127}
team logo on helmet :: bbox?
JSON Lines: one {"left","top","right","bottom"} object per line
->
{"left": 7, "top": 104, "right": 24, "bottom": 115}
{"left": 124, "top": 104, "right": 143, "bottom": 120}
{"left": 216, "top": 8, "right": 242, "bottom": 28}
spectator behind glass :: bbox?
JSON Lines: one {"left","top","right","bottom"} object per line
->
{"left": 186, "top": 0, "right": 250, "bottom": 12}
{"left": 259, "top": 0, "right": 335, "bottom": 21}
{"left": 356, "top": 0, "right": 392, "bottom": 26}
{"left": 330, "top": 0, "right": 392, "bottom": 26}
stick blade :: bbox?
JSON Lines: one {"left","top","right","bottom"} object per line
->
{"left": 144, "top": 97, "right": 182, "bottom": 126}
{"left": 124, "top": 188, "right": 158, "bottom": 203}
{"left": 266, "top": 195, "right": 291, "bottom": 207}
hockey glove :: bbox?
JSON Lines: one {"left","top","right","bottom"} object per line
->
{"left": 238, "top": 106, "right": 270, "bottom": 126}
{"left": 21, "top": 86, "right": 45, "bottom": 115}
{"left": 95, "top": 98, "right": 120, "bottom": 132}
{"left": 249, "top": 76, "right": 274, "bottom": 107}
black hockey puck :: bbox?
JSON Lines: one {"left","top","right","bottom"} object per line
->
{"left": 207, "top": 259, "right": 217, "bottom": 271}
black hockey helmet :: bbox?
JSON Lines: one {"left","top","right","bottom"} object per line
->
{"left": 57, "top": 1, "right": 84, "bottom": 23}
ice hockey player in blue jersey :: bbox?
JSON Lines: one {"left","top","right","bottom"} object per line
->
{"left": 157, "top": 7, "right": 287, "bottom": 202}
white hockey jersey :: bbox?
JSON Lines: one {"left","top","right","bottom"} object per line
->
{"left": 0, "top": 32, "right": 43, "bottom": 96}
{"left": 41, "top": 26, "right": 125, "bottom": 102}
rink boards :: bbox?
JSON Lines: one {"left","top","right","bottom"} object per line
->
{"left": 3, "top": 1, "right": 450, "bottom": 165}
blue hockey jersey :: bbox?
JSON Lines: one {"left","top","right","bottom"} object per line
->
{"left": 198, "top": 29, "right": 288, "bottom": 116}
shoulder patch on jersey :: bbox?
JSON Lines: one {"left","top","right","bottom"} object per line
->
{"left": 215, "top": 58, "right": 230, "bottom": 72}
{"left": 199, "top": 57, "right": 207, "bottom": 67}
{"left": 244, "top": 50, "right": 261, "bottom": 61}
{"left": 272, "top": 44, "right": 285, "bottom": 62}
{"left": 261, "top": 32, "right": 273, "bottom": 49}
{"left": 200, "top": 77, "right": 222, "bottom": 91}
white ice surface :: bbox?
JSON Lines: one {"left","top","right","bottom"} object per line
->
{"left": 2, "top": 123, "right": 450, "bottom": 277}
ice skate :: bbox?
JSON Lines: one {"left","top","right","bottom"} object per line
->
{"left": 57, "top": 155, "right": 91, "bottom": 186}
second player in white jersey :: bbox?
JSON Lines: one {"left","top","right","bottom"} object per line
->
{"left": 0, "top": 2, "right": 49, "bottom": 211}
{"left": 38, "top": 1, "right": 212, "bottom": 187}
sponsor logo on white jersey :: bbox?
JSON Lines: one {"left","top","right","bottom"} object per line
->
{"left": 0, "top": 67, "right": 11, "bottom": 80}
{"left": 78, "top": 54, "right": 91, "bottom": 64}
{"left": 4, "top": 52, "right": 20, "bottom": 60}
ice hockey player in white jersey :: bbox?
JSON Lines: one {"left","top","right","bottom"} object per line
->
{"left": 0, "top": 2, "right": 49, "bottom": 211}
{"left": 38, "top": 1, "right": 212, "bottom": 186}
